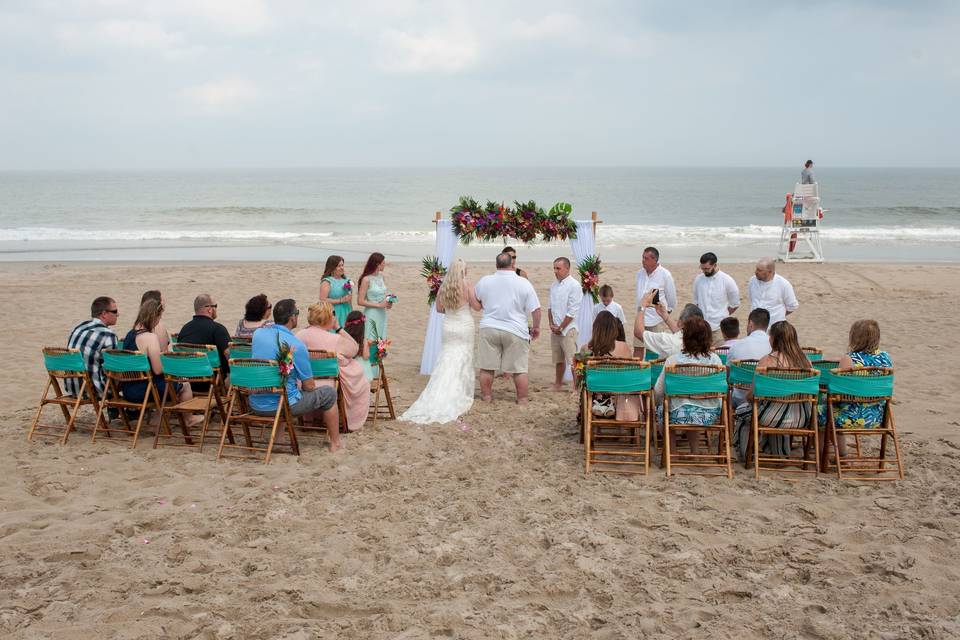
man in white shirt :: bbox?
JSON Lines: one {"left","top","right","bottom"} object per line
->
{"left": 727, "top": 308, "right": 772, "bottom": 407}
{"left": 747, "top": 258, "right": 799, "bottom": 325}
{"left": 633, "top": 292, "right": 704, "bottom": 359}
{"left": 692, "top": 251, "right": 740, "bottom": 346}
{"left": 548, "top": 257, "right": 581, "bottom": 391}
{"left": 474, "top": 252, "right": 542, "bottom": 403}
{"left": 634, "top": 246, "right": 677, "bottom": 355}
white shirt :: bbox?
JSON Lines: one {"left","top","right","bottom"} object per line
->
{"left": 748, "top": 274, "right": 799, "bottom": 325}
{"left": 635, "top": 265, "right": 677, "bottom": 327}
{"left": 548, "top": 275, "right": 581, "bottom": 336}
{"left": 475, "top": 270, "right": 541, "bottom": 339}
{"left": 692, "top": 270, "right": 740, "bottom": 330}
{"left": 592, "top": 301, "right": 626, "bottom": 325}
{"left": 727, "top": 329, "right": 771, "bottom": 363}
{"left": 643, "top": 330, "right": 683, "bottom": 359}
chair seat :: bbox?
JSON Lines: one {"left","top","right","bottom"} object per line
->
{"left": 43, "top": 396, "right": 96, "bottom": 407}
{"left": 170, "top": 397, "right": 213, "bottom": 412}
{"left": 757, "top": 426, "right": 816, "bottom": 436}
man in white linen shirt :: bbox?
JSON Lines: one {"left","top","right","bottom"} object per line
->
{"left": 728, "top": 308, "right": 772, "bottom": 407}
{"left": 634, "top": 246, "right": 677, "bottom": 355}
{"left": 633, "top": 293, "right": 704, "bottom": 360}
{"left": 548, "top": 257, "right": 581, "bottom": 391}
{"left": 747, "top": 258, "right": 799, "bottom": 325}
{"left": 475, "top": 252, "right": 542, "bottom": 403}
{"left": 692, "top": 251, "right": 740, "bottom": 346}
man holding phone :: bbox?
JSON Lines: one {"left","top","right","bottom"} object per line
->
{"left": 634, "top": 246, "right": 677, "bottom": 355}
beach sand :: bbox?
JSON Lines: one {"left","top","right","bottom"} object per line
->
{"left": 2, "top": 260, "right": 959, "bottom": 639}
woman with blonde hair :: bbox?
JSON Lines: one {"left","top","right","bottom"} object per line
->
{"left": 401, "top": 259, "right": 481, "bottom": 424}
{"left": 296, "top": 301, "right": 370, "bottom": 432}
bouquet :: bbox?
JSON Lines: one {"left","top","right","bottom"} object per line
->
{"left": 385, "top": 293, "right": 398, "bottom": 304}
{"left": 578, "top": 255, "right": 603, "bottom": 303}
{"left": 420, "top": 256, "right": 447, "bottom": 305}
{"left": 276, "top": 335, "right": 295, "bottom": 380}
{"left": 342, "top": 280, "right": 353, "bottom": 294}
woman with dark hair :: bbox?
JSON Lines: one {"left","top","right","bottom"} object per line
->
{"left": 653, "top": 316, "right": 723, "bottom": 456}
{"left": 733, "top": 320, "right": 813, "bottom": 460}
{"left": 342, "top": 310, "right": 375, "bottom": 380}
{"left": 235, "top": 293, "right": 273, "bottom": 339}
{"left": 140, "top": 290, "right": 170, "bottom": 351}
{"left": 357, "top": 252, "right": 393, "bottom": 341}
{"left": 584, "top": 310, "right": 640, "bottom": 420}
{"left": 318, "top": 255, "right": 352, "bottom": 328}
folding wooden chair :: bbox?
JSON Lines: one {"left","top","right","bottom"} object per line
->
{"left": 823, "top": 367, "right": 902, "bottom": 481}
{"left": 28, "top": 347, "right": 101, "bottom": 444}
{"left": 228, "top": 341, "right": 252, "bottom": 360}
{"left": 174, "top": 342, "right": 229, "bottom": 399}
{"left": 802, "top": 347, "right": 823, "bottom": 362}
{"left": 307, "top": 349, "right": 348, "bottom": 433}
{"left": 368, "top": 345, "right": 396, "bottom": 428}
{"left": 216, "top": 358, "right": 299, "bottom": 463}
{"left": 154, "top": 352, "right": 228, "bottom": 451}
{"left": 582, "top": 357, "right": 653, "bottom": 475}
{"left": 727, "top": 358, "right": 758, "bottom": 433}
{"left": 748, "top": 367, "right": 820, "bottom": 479}
{"left": 662, "top": 364, "right": 731, "bottom": 477}
{"left": 712, "top": 345, "right": 730, "bottom": 365}
{"left": 170, "top": 333, "right": 179, "bottom": 345}
{"left": 648, "top": 357, "right": 665, "bottom": 451}
{"left": 92, "top": 350, "right": 163, "bottom": 448}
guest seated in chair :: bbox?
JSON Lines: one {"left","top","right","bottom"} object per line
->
{"left": 235, "top": 293, "right": 273, "bottom": 339}
{"left": 653, "top": 317, "right": 724, "bottom": 457}
{"left": 177, "top": 293, "right": 232, "bottom": 387}
{"left": 584, "top": 310, "right": 642, "bottom": 420}
{"left": 297, "top": 301, "right": 371, "bottom": 432}
{"left": 832, "top": 319, "right": 893, "bottom": 456}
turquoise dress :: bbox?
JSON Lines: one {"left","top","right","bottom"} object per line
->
{"left": 357, "top": 349, "right": 378, "bottom": 381}
{"left": 323, "top": 276, "right": 352, "bottom": 328}
{"left": 833, "top": 350, "right": 893, "bottom": 429}
{"left": 363, "top": 274, "right": 388, "bottom": 341}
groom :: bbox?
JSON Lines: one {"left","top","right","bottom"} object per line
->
{"left": 474, "top": 252, "right": 542, "bottom": 403}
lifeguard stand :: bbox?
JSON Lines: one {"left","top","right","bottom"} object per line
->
{"left": 778, "top": 182, "right": 825, "bottom": 263}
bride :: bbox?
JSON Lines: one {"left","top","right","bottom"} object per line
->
{"left": 401, "top": 259, "right": 481, "bottom": 424}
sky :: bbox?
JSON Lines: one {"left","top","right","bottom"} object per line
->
{"left": 0, "top": 0, "right": 958, "bottom": 170}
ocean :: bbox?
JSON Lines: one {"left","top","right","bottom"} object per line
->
{"left": 1, "top": 167, "right": 958, "bottom": 263}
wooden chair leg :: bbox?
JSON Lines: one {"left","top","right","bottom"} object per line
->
{"left": 664, "top": 398, "right": 673, "bottom": 477}
{"left": 752, "top": 401, "right": 761, "bottom": 480}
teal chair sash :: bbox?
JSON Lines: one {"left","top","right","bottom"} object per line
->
{"left": 813, "top": 360, "right": 840, "bottom": 389}
{"left": 828, "top": 372, "right": 894, "bottom": 398}
{"left": 43, "top": 350, "right": 86, "bottom": 373}
{"left": 649, "top": 360, "right": 665, "bottom": 383}
{"left": 728, "top": 360, "right": 757, "bottom": 386}
{"left": 644, "top": 349, "right": 659, "bottom": 361}
{"left": 753, "top": 372, "right": 820, "bottom": 398}
{"left": 103, "top": 351, "right": 151, "bottom": 373}
{"left": 585, "top": 365, "right": 651, "bottom": 393}
{"left": 230, "top": 346, "right": 252, "bottom": 360}
{"left": 664, "top": 371, "right": 728, "bottom": 395}
{"left": 310, "top": 357, "right": 339, "bottom": 378}
{"left": 160, "top": 353, "right": 214, "bottom": 379}
{"left": 805, "top": 351, "right": 824, "bottom": 362}
{"left": 173, "top": 344, "right": 220, "bottom": 369}
{"left": 229, "top": 361, "right": 282, "bottom": 390}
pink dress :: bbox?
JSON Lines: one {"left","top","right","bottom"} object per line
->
{"left": 296, "top": 326, "right": 370, "bottom": 431}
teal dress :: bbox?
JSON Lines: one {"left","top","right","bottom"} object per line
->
{"left": 357, "top": 350, "right": 378, "bottom": 381}
{"left": 363, "top": 274, "right": 388, "bottom": 341}
{"left": 323, "top": 276, "right": 352, "bottom": 328}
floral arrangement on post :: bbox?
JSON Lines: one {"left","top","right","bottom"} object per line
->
{"left": 420, "top": 256, "right": 447, "bottom": 305}
{"left": 275, "top": 335, "right": 295, "bottom": 380}
{"left": 368, "top": 323, "right": 392, "bottom": 363}
{"left": 578, "top": 255, "right": 603, "bottom": 303}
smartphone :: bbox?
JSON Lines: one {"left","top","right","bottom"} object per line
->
{"left": 651, "top": 289, "right": 660, "bottom": 306}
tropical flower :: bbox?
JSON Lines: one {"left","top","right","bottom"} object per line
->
{"left": 276, "top": 335, "right": 295, "bottom": 380}
{"left": 577, "top": 255, "right": 603, "bottom": 303}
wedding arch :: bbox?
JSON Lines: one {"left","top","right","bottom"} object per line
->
{"left": 419, "top": 200, "right": 603, "bottom": 375}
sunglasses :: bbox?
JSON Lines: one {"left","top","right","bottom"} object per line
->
{"left": 104, "top": 309, "right": 119, "bottom": 314}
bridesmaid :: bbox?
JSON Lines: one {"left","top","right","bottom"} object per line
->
{"left": 357, "top": 252, "right": 393, "bottom": 341}
{"left": 343, "top": 310, "right": 375, "bottom": 381}
{"left": 318, "top": 255, "right": 352, "bottom": 328}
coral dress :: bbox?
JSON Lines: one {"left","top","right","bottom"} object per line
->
{"left": 296, "top": 325, "right": 370, "bottom": 431}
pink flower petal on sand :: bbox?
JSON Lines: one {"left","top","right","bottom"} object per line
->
{"left": 142, "top": 538, "right": 150, "bottom": 544}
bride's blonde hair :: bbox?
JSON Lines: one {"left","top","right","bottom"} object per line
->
{"left": 437, "top": 259, "right": 466, "bottom": 310}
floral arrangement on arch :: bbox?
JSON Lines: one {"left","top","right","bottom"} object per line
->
{"left": 578, "top": 255, "right": 603, "bottom": 303}
{"left": 420, "top": 256, "right": 447, "bottom": 306}
{"left": 449, "top": 196, "right": 577, "bottom": 244}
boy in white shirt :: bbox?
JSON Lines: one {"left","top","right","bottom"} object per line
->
{"left": 592, "top": 285, "right": 627, "bottom": 326}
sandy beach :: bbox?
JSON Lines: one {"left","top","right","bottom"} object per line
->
{"left": 3, "top": 259, "right": 960, "bottom": 639}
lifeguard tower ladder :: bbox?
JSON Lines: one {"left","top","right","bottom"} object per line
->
{"left": 778, "top": 182, "right": 824, "bottom": 263}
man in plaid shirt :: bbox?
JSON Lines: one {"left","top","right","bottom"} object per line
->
{"left": 66, "top": 297, "right": 119, "bottom": 397}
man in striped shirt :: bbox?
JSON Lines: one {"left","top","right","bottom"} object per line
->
{"left": 66, "top": 297, "right": 119, "bottom": 397}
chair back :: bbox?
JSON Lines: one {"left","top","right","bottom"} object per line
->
{"left": 42, "top": 347, "right": 86, "bottom": 374}
{"left": 812, "top": 359, "right": 841, "bottom": 391}
{"left": 753, "top": 367, "right": 819, "bottom": 399}
{"left": 308, "top": 349, "right": 340, "bottom": 378}
{"left": 227, "top": 358, "right": 284, "bottom": 393}
{"left": 102, "top": 350, "right": 151, "bottom": 380}
{"left": 160, "top": 351, "right": 214, "bottom": 381}
{"left": 712, "top": 345, "right": 730, "bottom": 365}
{"left": 648, "top": 357, "right": 666, "bottom": 384}
{"left": 664, "top": 364, "right": 728, "bottom": 396}
{"left": 802, "top": 346, "right": 823, "bottom": 362}
{"left": 827, "top": 367, "right": 894, "bottom": 400}
{"left": 230, "top": 336, "right": 253, "bottom": 346}
{"left": 173, "top": 342, "right": 220, "bottom": 370}
{"left": 229, "top": 342, "right": 253, "bottom": 359}
{"left": 170, "top": 333, "right": 179, "bottom": 345}
{"left": 728, "top": 358, "right": 759, "bottom": 387}
{"left": 584, "top": 358, "right": 651, "bottom": 393}
{"left": 643, "top": 349, "right": 660, "bottom": 361}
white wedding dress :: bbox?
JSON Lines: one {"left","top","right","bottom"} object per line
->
{"left": 401, "top": 305, "right": 476, "bottom": 424}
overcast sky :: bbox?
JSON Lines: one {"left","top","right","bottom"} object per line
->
{"left": 1, "top": 1, "right": 957, "bottom": 170}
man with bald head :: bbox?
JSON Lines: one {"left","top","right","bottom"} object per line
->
{"left": 178, "top": 293, "right": 232, "bottom": 379}
{"left": 747, "top": 258, "right": 798, "bottom": 325}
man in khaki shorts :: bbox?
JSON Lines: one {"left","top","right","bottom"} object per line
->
{"left": 548, "top": 257, "right": 581, "bottom": 391}
{"left": 474, "top": 252, "right": 542, "bottom": 403}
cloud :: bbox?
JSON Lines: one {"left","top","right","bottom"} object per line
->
{"left": 509, "top": 13, "right": 582, "bottom": 40}
{"left": 378, "top": 27, "right": 480, "bottom": 73}
{"left": 160, "top": 0, "right": 272, "bottom": 36}
{"left": 56, "top": 19, "right": 185, "bottom": 51}
{"left": 183, "top": 77, "right": 259, "bottom": 112}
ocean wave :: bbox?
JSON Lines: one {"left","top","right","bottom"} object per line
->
{"left": 165, "top": 206, "right": 323, "bottom": 217}
{"left": 0, "top": 227, "right": 333, "bottom": 242}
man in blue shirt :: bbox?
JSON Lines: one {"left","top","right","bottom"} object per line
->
{"left": 250, "top": 299, "right": 342, "bottom": 451}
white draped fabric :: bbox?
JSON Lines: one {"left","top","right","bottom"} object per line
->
{"left": 419, "top": 220, "right": 459, "bottom": 375}
{"left": 569, "top": 220, "right": 597, "bottom": 350}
